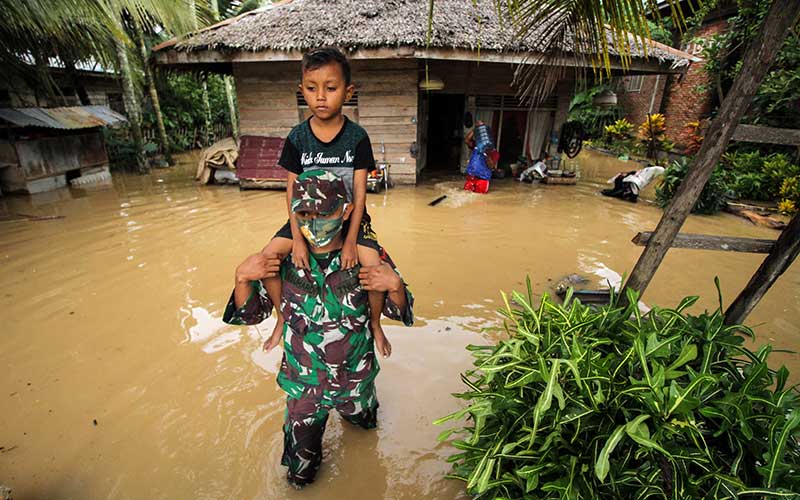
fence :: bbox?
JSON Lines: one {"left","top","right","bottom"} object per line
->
{"left": 105, "top": 121, "right": 234, "bottom": 166}
{"left": 141, "top": 122, "right": 233, "bottom": 151}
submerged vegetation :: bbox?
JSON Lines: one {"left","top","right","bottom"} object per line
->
{"left": 436, "top": 279, "right": 800, "bottom": 499}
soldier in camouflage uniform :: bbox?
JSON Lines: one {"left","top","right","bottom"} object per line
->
{"left": 223, "top": 169, "right": 414, "bottom": 487}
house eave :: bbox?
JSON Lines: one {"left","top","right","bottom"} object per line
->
{"left": 154, "top": 46, "right": 689, "bottom": 75}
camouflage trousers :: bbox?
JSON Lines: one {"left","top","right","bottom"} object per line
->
{"left": 281, "top": 381, "right": 379, "bottom": 486}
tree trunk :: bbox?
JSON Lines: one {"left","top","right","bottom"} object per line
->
{"left": 188, "top": 0, "right": 213, "bottom": 148}
{"left": 224, "top": 76, "right": 239, "bottom": 139}
{"left": 209, "top": 0, "right": 238, "bottom": 141}
{"left": 113, "top": 35, "right": 149, "bottom": 174}
{"left": 32, "top": 49, "right": 60, "bottom": 106}
{"left": 201, "top": 79, "right": 212, "bottom": 146}
{"left": 134, "top": 21, "right": 172, "bottom": 165}
{"left": 622, "top": 0, "right": 800, "bottom": 300}
{"left": 724, "top": 211, "right": 800, "bottom": 326}
{"left": 63, "top": 56, "right": 91, "bottom": 105}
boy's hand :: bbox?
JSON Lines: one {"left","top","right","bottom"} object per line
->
{"left": 373, "top": 329, "right": 392, "bottom": 358}
{"left": 341, "top": 239, "right": 358, "bottom": 269}
{"left": 359, "top": 262, "right": 402, "bottom": 292}
{"left": 291, "top": 238, "right": 310, "bottom": 270}
{"left": 236, "top": 253, "right": 281, "bottom": 283}
{"left": 263, "top": 330, "right": 282, "bottom": 352}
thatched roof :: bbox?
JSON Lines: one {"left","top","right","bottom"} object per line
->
{"left": 163, "top": 0, "right": 694, "bottom": 67}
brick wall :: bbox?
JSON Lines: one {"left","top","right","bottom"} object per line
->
{"left": 619, "top": 74, "right": 668, "bottom": 128}
{"left": 659, "top": 19, "right": 728, "bottom": 149}
{"left": 619, "top": 18, "right": 729, "bottom": 151}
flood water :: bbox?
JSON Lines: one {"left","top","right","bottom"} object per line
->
{"left": 2, "top": 149, "right": 798, "bottom": 499}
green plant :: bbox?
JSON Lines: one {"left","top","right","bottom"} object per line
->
{"left": 604, "top": 118, "right": 634, "bottom": 141}
{"left": 719, "top": 151, "right": 800, "bottom": 202}
{"left": 731, "top": 172, "right": 769, "bottom": 201}
{"left": 682, "top": 121, "right": 704, "bottom": 156}
{"left": 763, "top": 154, "right": 800, "bottom": 199}
{"left": 656, "top": 158, "right": 730, "bottom": 214}
{"left": 639, "top": 114, "right": 667, "bottom": 159}
{"left": 568, "top": 85, "right": 622, "bottom": 139}
{"left": 779, "top": 176, "right": 800, "bottom": 215}
{"left": 436, "top": 280, "right": 800, "bottom": 499}
{"left": 779, "top": 199, "right": 797, "bottom": 215}
{"left": 724, "top": 151, "right": 765, "bottom": 175}
{"left": 638, "top": 114, "right": 666, "bottom": 142}
{"left": 698, "top": 0, "right": 800, "bottom": 129}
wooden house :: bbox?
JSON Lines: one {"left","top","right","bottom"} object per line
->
{"left": 0, "top": 105, "right": 126, "bottom": 194}
{"left": 154, "top": 0, "right": 695, "bottom": 185}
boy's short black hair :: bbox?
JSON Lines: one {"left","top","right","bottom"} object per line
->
{"left": 301, "top": 47, "right": 351, "bottom": 85}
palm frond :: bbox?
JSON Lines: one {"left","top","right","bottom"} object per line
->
{"left": 427, "top": 0, "right": 692, "bottom": 105}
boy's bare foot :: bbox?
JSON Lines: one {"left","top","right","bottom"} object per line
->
{"left": 372, "top": 321, "right": 392, "bottom": 358}
{"left": 263, "top": 315, "right": 284, "bottom": 352}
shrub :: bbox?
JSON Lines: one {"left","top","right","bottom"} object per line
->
{"left": 604, "top": 119, "right": 634, "bottom": 142}
{"left": 656, "top": 158, "right": 730, "bottom": 214}
{"left": 639, "top": 114, "right": 667, "bottom": 159}
{"left": 724, "top": 151, "right": 764, "bottom": 175}
{"left": 682, "top": 121, "right": 704, "bottom": 155}
{"left": 568, "top": 85, "right": 622, "bottom": 139}
{"left": 779, "top": 176, "right": 800, "bottom": 215}
{"left": 778, "top": 199, "right": 797, "bottom": 215}
{"left": 436, "top": 281, "right": 800, "bottom": 499}
{"left": 638, "top": 114, "right": 666, "bottom": 142}
{"left": 763, "top": 154, "right": 800, "bottom": 199}
{"left": 732, "top": 172, "right": 769, "bottom": 201}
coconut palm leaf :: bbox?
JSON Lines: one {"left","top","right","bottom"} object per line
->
{"left": 429, "top": 0, "right": 692, "bottom": 104}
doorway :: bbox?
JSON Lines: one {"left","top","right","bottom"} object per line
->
{"left": 424, "top": 93, "right": 465, "bottom": 173}
{"left": 498, "top": 110, "right": 527, "bottom": 167}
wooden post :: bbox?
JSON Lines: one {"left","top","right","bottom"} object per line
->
{"left": 724, "top": 212, "right": 800, "bottom": 326}
{"left": 632, "top": 232, "right": 775, "bottom": 253}
{"left": 622, "top": 0, "right": 800, "bottom": 300}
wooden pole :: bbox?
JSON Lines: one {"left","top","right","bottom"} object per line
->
{"left": 632, "top": 232, "right": 775, "bottom": 253}
{"left": 622, "top": 0, "right": 800, "bottom": 300}
{"left": 724, "top": 212, "right": 800, "bottom": 326}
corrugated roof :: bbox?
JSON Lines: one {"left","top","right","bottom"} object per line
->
{"left": 0, "top": 105, "right": 127, "bottom": 129}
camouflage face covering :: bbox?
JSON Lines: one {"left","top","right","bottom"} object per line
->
{"left": 298, "top": 215, "right": 343, "bottom": 247}
{"left": 291, "top": 169, "right": 348, "bottom": 215}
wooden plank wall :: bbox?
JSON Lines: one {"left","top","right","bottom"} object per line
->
{"left": 352, "top": 60, "right": 418, "bottom": 184}
{"left": 233, "top": 60, "right": 419, "bottom": 184}
{"left": 234, "top": 62, "right": 299, "bottom": 138}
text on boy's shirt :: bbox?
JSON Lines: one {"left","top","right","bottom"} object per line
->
{"left": 301, "top": 150, "right": 354, "bottom": 166}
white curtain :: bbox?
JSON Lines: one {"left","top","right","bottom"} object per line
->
{"left": 525, "top": 110, "right": 553, "bottom": 160}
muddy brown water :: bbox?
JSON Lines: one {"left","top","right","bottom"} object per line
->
{"left": 1, "top": 149, "right": 798, "bottom": 499}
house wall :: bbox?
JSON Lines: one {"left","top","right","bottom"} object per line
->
{"left": 0, "top": 73, "right": 121, "bottom": 108}
{"left": 231, "top": 59, "right": 577, "bottom": 182}
{"left": 15, "top": 132, "right": 107, "bottom": 180}
{"left": 619, "top": 18, "right": 728, "bottom": 150}
{"left": 0, "top": 131, "right": 109, "bottom": 193}
{"left": 352, "top": 59, "right": 418, "bottom": 185}
{"left": 233, "top": 59, "right": 419, "bottom": 184}
{"left": 660, "top": 19, "right": 728, "bottom": 148}
{"left": 619, "top": 74, "right": 668, "bottom": 128}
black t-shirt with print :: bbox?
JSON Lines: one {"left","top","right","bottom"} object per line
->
{"left": 278, "top": 117, "right": 376, "bottom": 201}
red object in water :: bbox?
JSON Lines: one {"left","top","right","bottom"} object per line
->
{"left": 463, "top": 175, "right": 490, "bottom": 194}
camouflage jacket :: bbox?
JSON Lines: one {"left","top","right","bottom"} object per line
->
{"left": 223, "top": 249, "right": 414, "bottom": 398}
